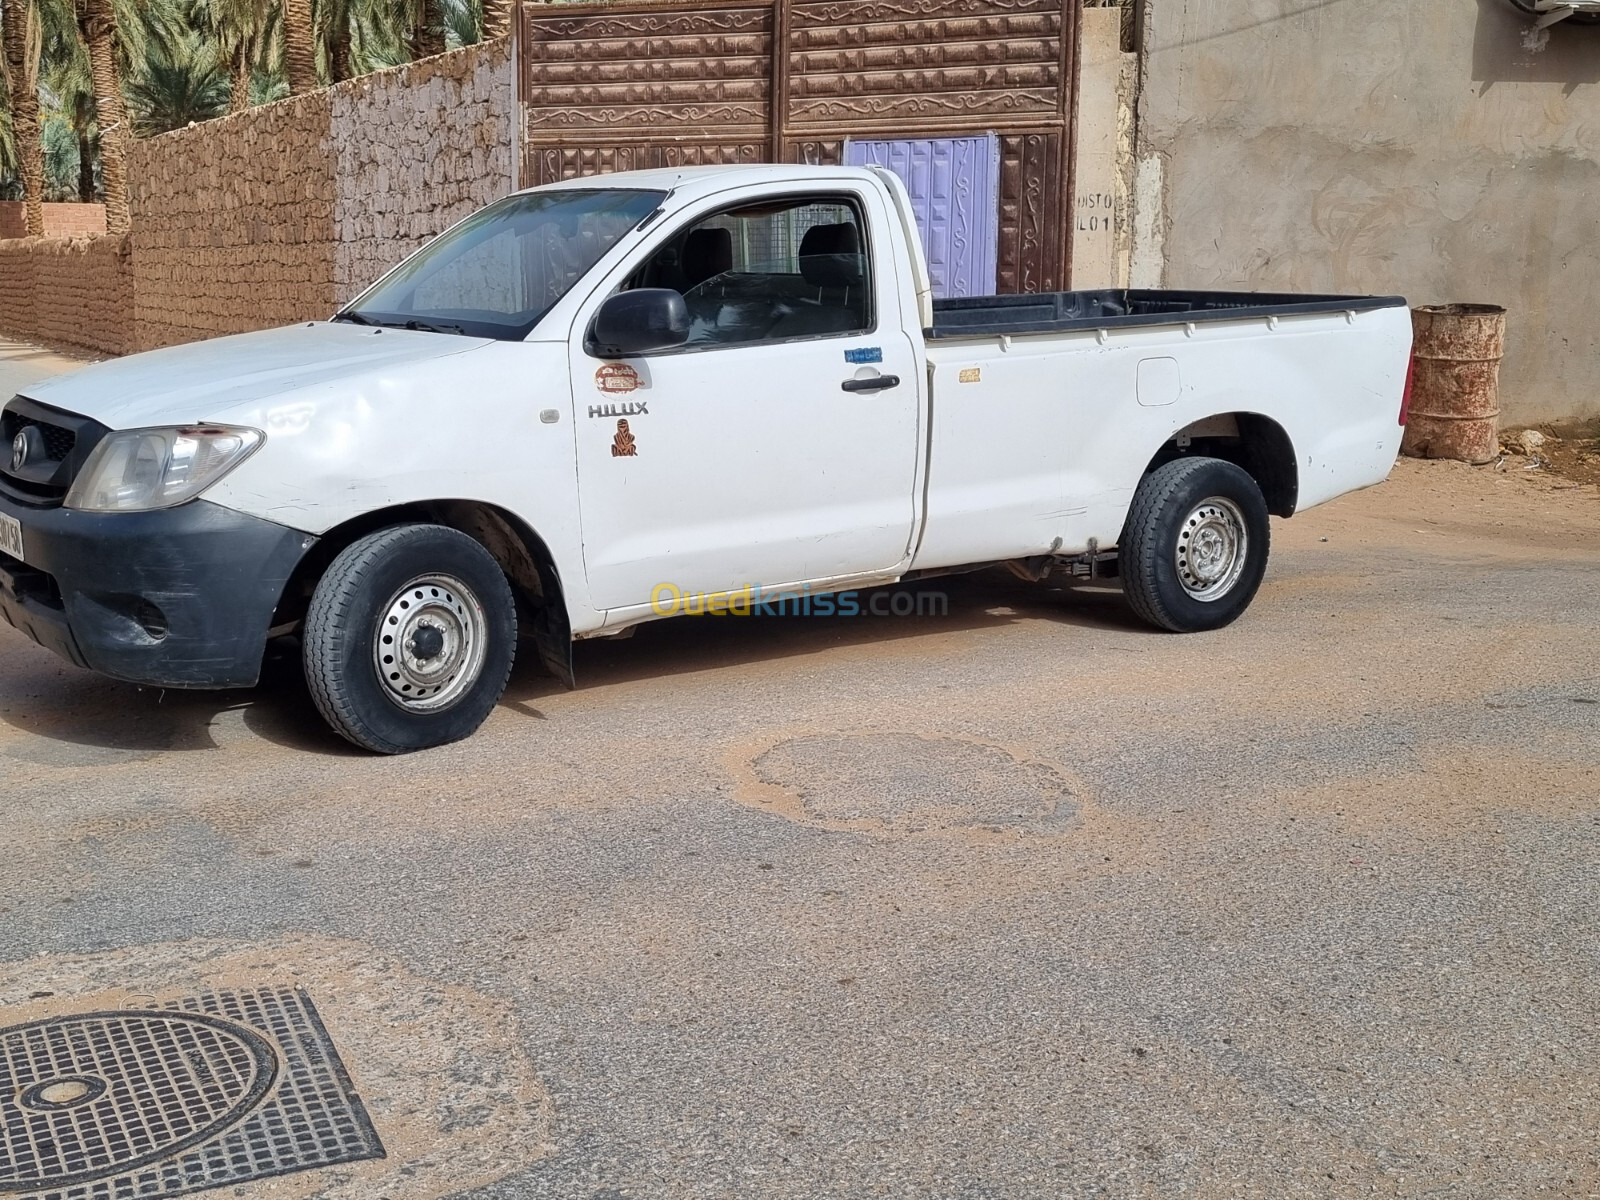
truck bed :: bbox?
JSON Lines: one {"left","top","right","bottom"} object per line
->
{"left": 928, "top": 289, "right": 1409, "bottom": 339}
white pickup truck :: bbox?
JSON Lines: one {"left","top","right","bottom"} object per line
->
{"left": 0, "top": 165, "right": 1412, "bottom": 752}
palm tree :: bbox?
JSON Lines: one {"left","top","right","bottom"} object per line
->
{"left": 2, "top": 0, "right": 46, "bottom": 235}
{"left": 408, "top": 0, "right": 446, "bottom": 60}
{"left": 317, "top": 0, "right": 355, "bottom": 81}
{"left": 74, "top": 0, "right": 128, "bottom": 230}
{"left": 39, "top": 40, "right": 95, "bottom": 200}
{"left": 279, "top": 0, "right": 314, "bottom": 94}
{"left": 481, "top": 0, "right": 510, "bottom": 42}
{"left": 0, "top": 96, "right": 16, "bottom": 197}
{"left": 200, "top": 0, "right": 276, "bottom": 111}
{"left": 0, "top": 100, "right": 18, "bottom": 200}
{"left": 123, "top": 20, "right": 226, "bottom": 134}
{"left": 348, "top": 0, "right": 407, "bottom": 73}
{"left": 442, "top": 0, "right": 485, "bottom": 48}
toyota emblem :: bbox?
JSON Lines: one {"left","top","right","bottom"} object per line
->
{"left": 10, "top": 430, "right": 27, "bottom": 474}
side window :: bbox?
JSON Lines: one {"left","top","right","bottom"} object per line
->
{"left": 634, "top": 195, "right": 871, "bottom": 348}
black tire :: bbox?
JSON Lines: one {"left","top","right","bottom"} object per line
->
{"left": 303, "top": 524, "right": 517, "bottom": 753}
{"left": 1118, "top": 457, "right": 1271, "bottom": 633}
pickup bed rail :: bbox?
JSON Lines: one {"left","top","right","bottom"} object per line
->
{"left": 928, "top": 289, "right": 1409, "bottom": 339}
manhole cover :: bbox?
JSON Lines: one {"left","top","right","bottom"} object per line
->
{"left": 0, "top": 988, "right": 383, "bottom": 1200}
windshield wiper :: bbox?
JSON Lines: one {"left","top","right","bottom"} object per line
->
{"left": 332, "top": 312, "right": 471, "bottom": 336}
{"left": 400, "top": 318, "right": 469, "bottom": 336}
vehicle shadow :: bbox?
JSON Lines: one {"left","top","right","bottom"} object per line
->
{"left": 0, "top": 570, "right": 1149, "bottom": 757}
{"left": 0, "top": 642, "right": 365, "bottom": 761}
{"left": 503, "top": 568, "right": 1150, "bottom": 706}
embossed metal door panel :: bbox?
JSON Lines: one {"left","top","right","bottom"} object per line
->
{"left": 842, "top": 135, "right": 999, "bottom": 298}
{"left": 519, "top": 0, "right": 1080, "bottom": 292}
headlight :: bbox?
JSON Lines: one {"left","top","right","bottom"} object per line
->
{"left": 65, "top": 425, "right": 264, "bottom": 512}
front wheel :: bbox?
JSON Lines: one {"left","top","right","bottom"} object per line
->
{"left": 1118, "top": 457, "right": 1271, "bottom": 633}
{"left": 303, "top": 524, "right": 518, "bottom": 753}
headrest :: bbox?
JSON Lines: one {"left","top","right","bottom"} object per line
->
{"left": 798, "top": 222, "right": 863, "bottom": 288}
{"left": 682, "top": 227, "right": 733, "bottom": 289}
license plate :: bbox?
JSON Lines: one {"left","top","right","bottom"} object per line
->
{"left": 0, "top": 513, "right": 24, "bottom": 563}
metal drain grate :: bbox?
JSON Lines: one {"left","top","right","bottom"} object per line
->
{"left": 0, "top": 988, "right": 384, "bottom": 1200}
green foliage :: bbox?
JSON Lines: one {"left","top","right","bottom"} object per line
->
{"left": 0, "top": 102, "right": 18, "bottom": 199}
{"left": 2, "top": 0, "right": 493, "bottom": 209}
{"left": 124, "top": 20, "right": 229, "bottom": 135}
{"left": 10, "top": 0, "right": 493, "bottom": 143}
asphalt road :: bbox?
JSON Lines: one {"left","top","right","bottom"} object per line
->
{"left": 1, "top": 341, "right": 1597, "bottom": 1197}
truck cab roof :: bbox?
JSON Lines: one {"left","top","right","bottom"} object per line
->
{"left": 524, "top": 164, "right": 892, "bottom": 202}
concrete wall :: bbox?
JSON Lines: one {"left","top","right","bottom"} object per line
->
{"left": 0, "top": 235, "right": 134, "bottom": 358}
{"left": 0, "top": 203, "right": 108, "bottom": 240}
{"left": 1071, "top": 7, "right": 1126, "bottom": 288}
{"left": 1133, "top": 0, "right": 1600, "bottom": 424}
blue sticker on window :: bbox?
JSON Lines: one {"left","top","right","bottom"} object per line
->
{"left": 845, "top": 347, "right": 884, "bottom": 365}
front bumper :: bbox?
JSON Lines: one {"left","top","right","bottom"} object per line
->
{"left": 0, "top": 497, "right": 316, "bottom": 689}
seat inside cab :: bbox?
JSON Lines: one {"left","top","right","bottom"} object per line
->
{"left": 628, "top": 201, "right": 870, "bottom": 347}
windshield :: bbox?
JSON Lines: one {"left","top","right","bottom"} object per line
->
{"left": 338, "top": 188, "right": 666, "bottom": 340}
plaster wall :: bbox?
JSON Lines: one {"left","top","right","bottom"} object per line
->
{"left": 1135, "top": 0, "right": 1599, "bottom": 423}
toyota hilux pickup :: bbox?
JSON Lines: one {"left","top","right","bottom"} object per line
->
{"left": 0, "top": 165, "right": 1413, "bottom": 752}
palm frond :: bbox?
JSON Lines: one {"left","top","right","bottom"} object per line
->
{"left": 123, "top": 21, "right": 228, "bottom": 135}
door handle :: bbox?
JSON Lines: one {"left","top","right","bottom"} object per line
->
{"left": 840, "top": 374, "right": 901, "bottom": 394}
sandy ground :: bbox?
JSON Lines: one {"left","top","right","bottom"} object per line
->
{"left": 1505, "top": 419, "right": 1600, "bottom": 490}
{"left": 0, "top": 355, "right": 1595, "bottom": 1196}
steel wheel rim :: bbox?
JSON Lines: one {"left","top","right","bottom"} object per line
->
{"left": 1175, "top": 496, "right": 1249, "bottom": 602}
{"left": 372, "top": 573, "right": 487, "bottom": 711}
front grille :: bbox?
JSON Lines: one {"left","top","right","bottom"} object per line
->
{"left": 0, "top": 397, "right": 108, "bottom": 508}
{"left": 1, "top": 411, "right": 77, "bottom": 461}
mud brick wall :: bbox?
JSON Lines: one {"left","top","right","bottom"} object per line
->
{"left": 0, "top": 203, "right": 108, "bottom": 240}
{"left": 332, "top": 38, "right": 516, "bottom": 304}
{"left": 29, "top": 235, "right": 134, "bottom": 356}
{"left": 128, "top": 92, "right": 339, "bottom": 350}
{"left": 6, "top": 39, "right": 514, "bottom": 357}
{"left": 127, "top": 38, "right": 513, "bottom": 349}
{"left": 0, "top": 241, "right": 39, "bottom": 340}
{"left": 0, "top": 235, "right": 133, "bottom": 359}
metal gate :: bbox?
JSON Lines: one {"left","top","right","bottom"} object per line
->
{"left": 517, "top": 0, "right": 1081, "bottom": 293}
{"left": 843, "top": 134, "right": 1000, "bottom": 298}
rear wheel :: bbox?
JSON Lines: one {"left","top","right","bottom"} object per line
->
{"left": 1118, "top": 457, "right": 1271, "bottom": 633}
{"left": 303, "top": 524, "right": 517, "bottom": 753}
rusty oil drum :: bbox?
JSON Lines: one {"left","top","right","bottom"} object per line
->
{"left": 1401, "top": 304, "right": 1506, "bottom": 465}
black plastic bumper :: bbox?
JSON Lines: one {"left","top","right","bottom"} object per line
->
{"left": 0, "top": 498, "right": 316, "bottom": 689}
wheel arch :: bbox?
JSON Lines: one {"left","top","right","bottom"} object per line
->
{"left": 271, "top": 500, "right": 575, "bottom": 687}
{"left": 1143, "top": 411, "right": 1299, "bottom": 518}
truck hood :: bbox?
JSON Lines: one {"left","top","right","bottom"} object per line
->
{"left": 18, "top": 322, "right": 493, "bottom": 428}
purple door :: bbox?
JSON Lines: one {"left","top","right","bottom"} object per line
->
{"left": 843, "top": 134, "right": 1000, "bottom": 299}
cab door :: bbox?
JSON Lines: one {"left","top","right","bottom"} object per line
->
{"left": 567, "top": 187, "right": 922, "bottom": 614}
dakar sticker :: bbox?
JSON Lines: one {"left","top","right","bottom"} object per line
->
{"left": 611, "top": 419, "right": 637, "bottom": 458}
{"left": 959, "top": 367, "right": 981, "bottom": 384}
{"left": 596, "top": 363, "right": 640, "bottom": 394}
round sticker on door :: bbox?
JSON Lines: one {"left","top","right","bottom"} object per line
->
{"left": 596, "top": 363, "right": 640, "bottom": 394}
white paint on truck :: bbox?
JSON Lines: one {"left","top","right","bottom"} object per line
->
{"left": 3, "top": 164, "right": 1413, "bottom": 751}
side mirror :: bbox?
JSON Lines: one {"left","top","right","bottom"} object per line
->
{"left": 591, "top": 289, "right": 690, "bottom": 356}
